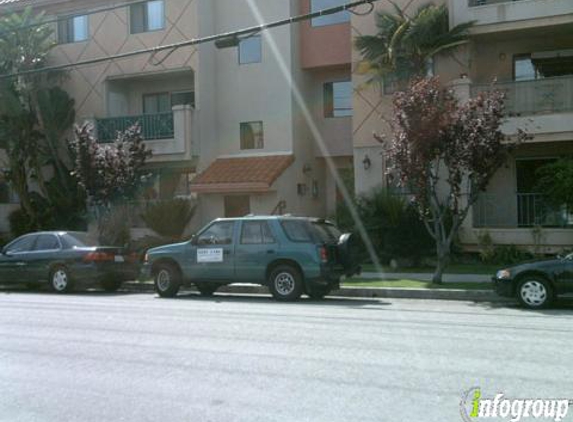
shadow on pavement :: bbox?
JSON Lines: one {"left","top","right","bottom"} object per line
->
{"left": 171, "top": 292, "right": 391, "bottom": 307}
{"left": 468, "top": 297, "right": 573, "bottom": 315}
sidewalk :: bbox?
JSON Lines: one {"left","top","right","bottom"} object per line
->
{"left": 358, "top": 272, "right": 491, "bottom": 283}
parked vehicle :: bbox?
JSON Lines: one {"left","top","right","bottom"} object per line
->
{"left": 143, "top": 216, "right": 362, "bottom": 301}
{"left": 493, "top": 254, "right": 573, "bottom": 308}
{"left": 0, "top": 231, "right": 140, "bottom": 293}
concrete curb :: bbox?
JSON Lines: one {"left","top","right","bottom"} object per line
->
{"left": 122, "top": 282, "right": 503, "bottom": 302}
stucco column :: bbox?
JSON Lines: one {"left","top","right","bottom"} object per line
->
{"left": 172, "top": 105, "right": 193, "bottom": 156}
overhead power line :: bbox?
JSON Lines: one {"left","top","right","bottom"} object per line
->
{"left": 0, "top": 0, "right": 378, "bottom": 80}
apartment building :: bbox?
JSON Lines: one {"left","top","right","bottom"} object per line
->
{"left": 352, "top": 0, "right": 573, "bottom": 252}
{"left": 0, "top": 0, "right": 355, "bottom": 233}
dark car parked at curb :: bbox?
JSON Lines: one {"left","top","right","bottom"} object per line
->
{"left": 0, "top": 231, "right": 140, "bottom": 293}
{"left": 493, "top": 254, "right": 573, "bottom": 308}
{"left": 143, "top": 216, "right": 362, "bottom": 301}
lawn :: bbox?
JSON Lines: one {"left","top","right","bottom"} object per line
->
{"left": 343, "top": 278, "right": 493, "bottom": 290}
{"left": 360, "top": 263, "right": 501, "bottom": 275}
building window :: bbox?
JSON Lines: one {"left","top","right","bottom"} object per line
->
{"left": 143, "top": 93, "right": 170, "bottom": 114}
{"left": 239, "top": 35, "right": 262, "bottom": 64}
{"left": 171, "top": 91, "right": 195, "bottom": 108}
{"left": 324, "top": 81, "right": 352, "bottom": 117}
{"left": 58, "top": 15, "right": 89, "bottom": 43}
{"left": 240, "top": 121, "right": 264, "bottom": 150}
{"left": 130, "top": 0, "right": 165, "bottom": 34}
{"left": 311, "top": 0, "right": 350, "bottom": 27}
{"left": 514, "top": 55, "right": 539, "bottom": 81}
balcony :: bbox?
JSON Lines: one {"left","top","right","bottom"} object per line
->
{"left": 449, "top": 0, "right": 573, "bottom": 33}
{"left": 471, "top": 75, "right": 573, "bottom": 115}
{"left": 96, "top": 112, "right": 174, "bottom": 143}
{"left": 473, "top": 193, "right": 572, "bottom": 228}
{"left": 94, "top": 105, "right": 197, "bottom": 161}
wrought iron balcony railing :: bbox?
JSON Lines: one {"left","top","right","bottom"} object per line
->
{"left": 473, "top": 193, "right": 572, "bottom": 228}
{"left": 471, "top": 75, "right": 573, "bottom": 116}
{"left": 95, "top": 112, "right": 175, "bottom": 143}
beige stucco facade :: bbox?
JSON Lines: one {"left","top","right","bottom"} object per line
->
{"left": 0, "top": 0, "right": 356, "bottom": 235}
{"left": 352, "top": 0, "right": 573, "bottom": 252}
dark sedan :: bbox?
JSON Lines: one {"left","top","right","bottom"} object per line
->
{"left": 0, "top": 231, "right": 139, "bottom": 293}
{"left": 493, "top": 255, "right": 573, "bottom": 308}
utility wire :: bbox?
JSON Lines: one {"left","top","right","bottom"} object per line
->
{"left": 0, "top": 0, "right": 378, "bottom": 80}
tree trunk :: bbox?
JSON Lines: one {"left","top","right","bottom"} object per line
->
{"left": 432, "top": 243, "right": 451, "bottom": 284}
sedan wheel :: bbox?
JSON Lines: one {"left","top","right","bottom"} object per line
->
{"left": 50, "top": 267, "right": 73, "bottom": 293}
{"left": 517, "top": 278, "right": 553, "bottom": 309}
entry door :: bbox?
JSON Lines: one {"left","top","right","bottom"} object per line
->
{"left": 188, "top": 220, "right": 236, "bottom": 281}
{"left": 235, "top": 220, "right": 278, "bottom": 283}
{"left": 224, "top": 196, "right": 250, "bottom": 218}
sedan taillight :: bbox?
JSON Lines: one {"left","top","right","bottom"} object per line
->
{"left": 83, "top": 252, "right": 115, "bottom": 263}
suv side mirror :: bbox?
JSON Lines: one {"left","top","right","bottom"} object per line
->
{"left": 190, "top": 235, "right": 198, "bottom": 246}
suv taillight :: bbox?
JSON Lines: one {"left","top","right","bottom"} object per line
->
{"left": 318, "top": 246, "right": 328, "bottom": 263}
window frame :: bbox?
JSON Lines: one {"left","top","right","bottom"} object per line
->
{"left": 238, "top": 35, "right": 262, "bottom": 65}
{"left": 240, "top": 121, "right": 264, "bottom": 150}
{"left": 310, "top": 0, "right": 351, "bottom": 27}
{"left": 4, "top": 235, "right": 37, "bottom": 255}
{"left": 130, "top": 0, "right": 165, "bottom": 35}
{"left": 240, "top": 221, "right": 276, "bottom": 245}
{"left": 324, "top": 80, "right": 353, "bottom": 118}
{"left": 57, "top": 14, "right": 89, "bottom": 44}
{"left": 513, "top": 54, "right": 540, "bottom": 82}
{"left": 143, "top": 92, "right": 171, "bottom": 114}
{"left": 33, "top": 234, "right": 62, "bottom": 252}
{"left": 196, "top": 221, "right": 236, "bottom": 246}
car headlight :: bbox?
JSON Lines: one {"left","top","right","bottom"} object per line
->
{"left": 496, "top": 269, "right": 511, "bottom": 279}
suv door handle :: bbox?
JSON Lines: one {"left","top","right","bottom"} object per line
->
{"left": 267, "top": 250, "right": 275, "bottom": 254}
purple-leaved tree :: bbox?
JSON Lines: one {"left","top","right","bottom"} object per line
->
{"left": 69, "top": 123, "right": 152, "bottom": 244}
{"left": 383, "top": 77, "right": 530, "bottom": 283}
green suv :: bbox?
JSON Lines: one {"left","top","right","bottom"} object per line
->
{"left": 142, "top": 216, "right": 361, "bottom": 301}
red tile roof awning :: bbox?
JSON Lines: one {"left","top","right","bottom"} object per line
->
{"left": 191, "top": 155, "right": 294, "bottom": 193}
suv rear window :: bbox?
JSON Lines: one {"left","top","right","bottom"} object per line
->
{"left": 310, "top": 222, "right": 342, "bottom": 243}
{"left": 280, "top": 220, "right": 312, "bottom": 242}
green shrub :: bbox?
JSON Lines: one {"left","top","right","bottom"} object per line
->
{"left": 490, "top": 245, "right": 532, "bottom": 265}
{"left": 337, "top": 188, "right": 433, "bottom": 264}
{"left": 141, "top": 198, "right": 196, "bottom": 240}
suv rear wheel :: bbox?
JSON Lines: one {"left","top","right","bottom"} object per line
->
{"left": 268, "top": 265, "right": 303, "bottom": 302}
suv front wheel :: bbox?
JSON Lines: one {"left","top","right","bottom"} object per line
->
{"left": 154, "top": 263, "right": 181, "bottom": 298}
{"left": 268, "top": 265, "right": 303, "bottom": 302}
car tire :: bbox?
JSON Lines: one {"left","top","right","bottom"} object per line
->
{"left": 49, "top": 266, "right": 74, "bottom": 294}
{"left": 196, "top": 282, "right": 219, "bottom": 297}
{"left": 307, "top": 285, "right": 330, "bottom": 300}
{"left": 101, "top": 278, "right": 122, "bottom": 293}
{"left": 516, "top": 276, "right": 554, "bottom": 309}
{"left": 268, "top": 265, "right": 303, "bottom": 302}
{"left": 154, "top": 263, "right": 181, "bottom": 298}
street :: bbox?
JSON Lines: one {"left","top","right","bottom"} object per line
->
{"left": 0, "top": 290, "right": 572, "bottom": 422}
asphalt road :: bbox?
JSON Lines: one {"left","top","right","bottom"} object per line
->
{"left": 0, "top": 290, "right": 572, "bottom": 422}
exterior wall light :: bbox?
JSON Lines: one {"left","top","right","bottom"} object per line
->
{"left": 362, "top": 154, "right": 371, "bottom": 170}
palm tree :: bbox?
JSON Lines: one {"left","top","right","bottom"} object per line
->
{"left": 355, "top": 3, "right": 474, "bottom": 85}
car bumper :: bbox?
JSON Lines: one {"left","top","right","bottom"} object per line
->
{"left": 492, "top": 277, "right": 514, "bottom": 297}
{"left": 71, "top": 262, "right": 140, "bottom": 283}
